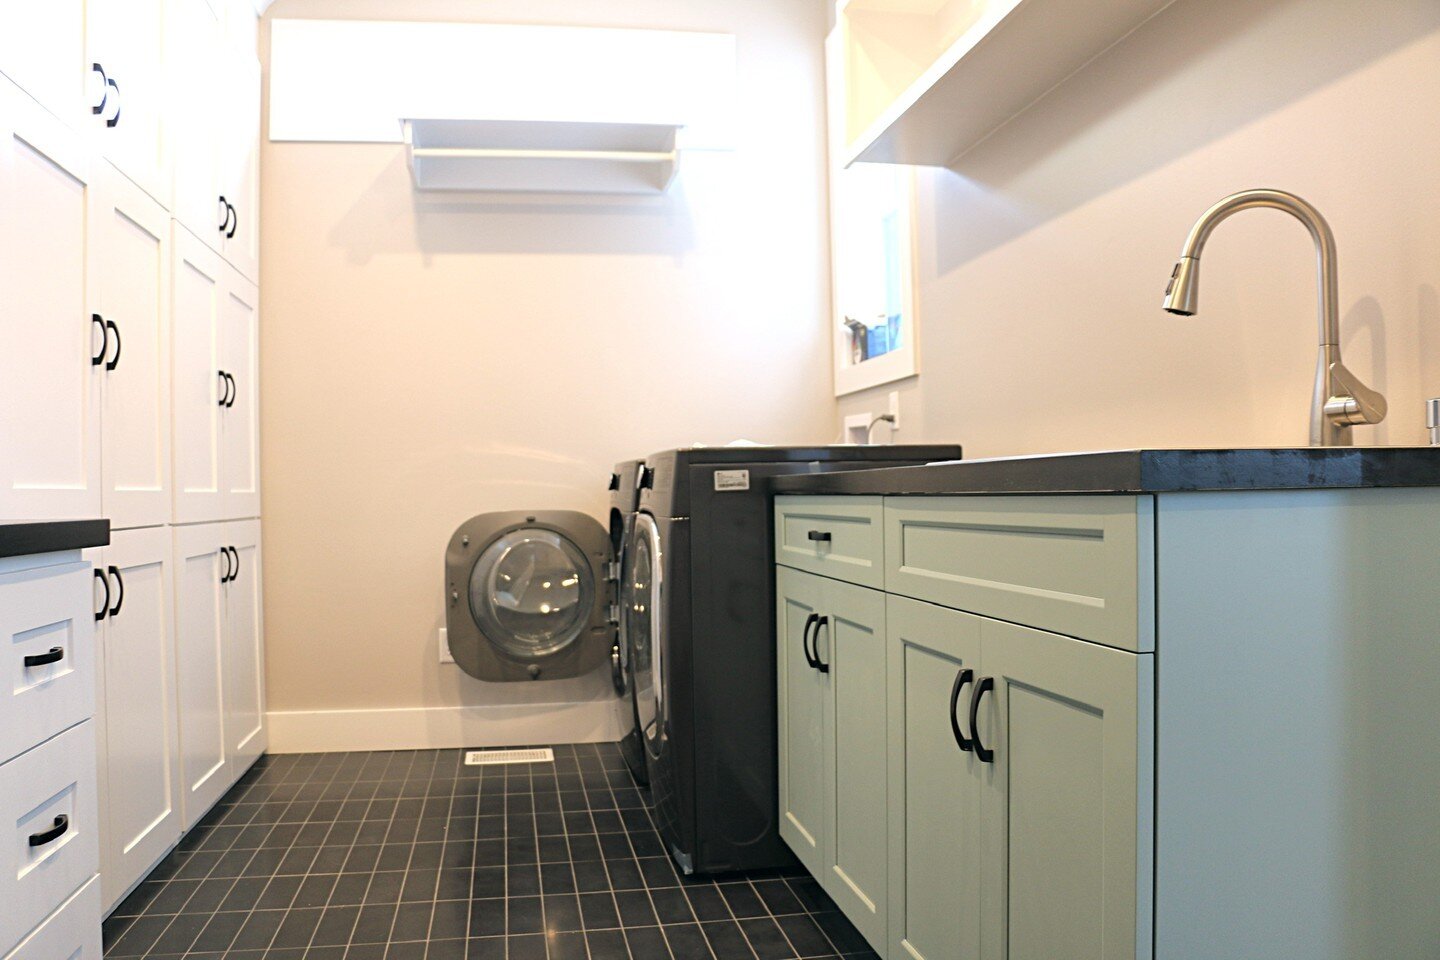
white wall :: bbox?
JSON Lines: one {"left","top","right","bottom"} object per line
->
{"left": 841, "top": 0, "right": 1440, "bottom": 456}
{"left": 258, "top": 0, "right": 836, "bottom": 750}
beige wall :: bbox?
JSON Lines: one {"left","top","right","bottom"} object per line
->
{"left": 258, "top": 0, "right": 836, "bottom": 729}
{"left": 841, "top": 0, "right": 1440, "bottom": 456}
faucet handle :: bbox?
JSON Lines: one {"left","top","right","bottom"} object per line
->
{"left": 1324, "top": 361, "right": 1387, "bottom": 426}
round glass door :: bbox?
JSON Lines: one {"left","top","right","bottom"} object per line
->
{"left": 468, "top": 528, "right": 594, "bottom": 660}
{"left": 624, "top": 514, "right": 664, "bottom": 758}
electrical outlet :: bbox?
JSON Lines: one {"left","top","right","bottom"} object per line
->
{"left": 888, "top": 391, "right": 901, "bottom": 432}
{"left": 439, "top": 627, "right": 455, "bottom": 664}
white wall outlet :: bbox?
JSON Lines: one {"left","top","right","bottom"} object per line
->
{"left": 888, "top": 390, "right": 901, "bottom": 432}
{"left": 439, "top": 627, "right": 455, "bottom": 664}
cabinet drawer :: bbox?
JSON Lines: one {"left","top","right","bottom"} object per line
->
{"left": 775, "top": 496, "right": 884, "bottom": 588}
{"left": 884, "top": 496, "right": 1154, "bottom": 652}
{"left": 0, "top": 561, "right": 95, "bottom": 764}
{"left": 2, "top": 875, "right": 100, "bottom": 960}
{"left": 0, "top": 720, "right": 99, "bottom": 957}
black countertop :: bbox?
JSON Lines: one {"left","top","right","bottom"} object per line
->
{"left": 0, "top": 519, "right": 110, "bottom": 559}
{"left": 770, "top": 447, "right": 1440, "bottom": 496}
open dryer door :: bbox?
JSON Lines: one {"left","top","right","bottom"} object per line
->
{"left": 445, "top": 510, "right": 613, "bottom": 681}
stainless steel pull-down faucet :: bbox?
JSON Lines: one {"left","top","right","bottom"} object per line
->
{"left": 1162, "top": 188, "right": 1386, "bottom": 446}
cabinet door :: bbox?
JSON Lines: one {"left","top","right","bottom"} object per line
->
{"left": 222, "top": 519, "right": 265, "bottom": 774}
{"left": 220, "top": 269, "right": 259, "bottom": 519}
{"left": 96, "top": 527, "right": 180, "bottom": 911}
{"left": 977, "top": 620, "right": 1152, "bottom": 960}
{"left": 0, "top": 81, "right": 101, "bottom": 520}
{"left": 776, "top": 565, "right": 828, "bottom": 879}
{"left": 168, "top": 0, "right": 224, "bottom": 247}
{"left": 0, "top": 0, "right": 87, "bottom": 126}
{"left": 172, "top": 522, "right": 229, "bottom": 828}
{"left": 171, "top": 225, "right": 225, "bottom": 523}
{"left": 98, "top": 163, "right": 172, "bottom": 529}
{"left": 886, "top": 595, "right": 984, "bottom": 960}
{"left": 823, "top": 577, "right": 888, "bottom": 951}
{"left": 216, "top": 50, "right": 259, "bottom": 281}
{"left": 86, "top": 0, "right": 169, "bottom": 205}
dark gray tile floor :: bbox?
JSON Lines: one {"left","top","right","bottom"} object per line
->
{"left": 101, "top": 742, "right": 880, "bottom": 959}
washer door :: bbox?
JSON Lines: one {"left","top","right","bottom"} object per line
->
{"left": 625, "top": 512, "right": 665, "bottom": 759}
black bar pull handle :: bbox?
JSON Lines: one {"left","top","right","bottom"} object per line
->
{"left": 218, "top": 195, "right": 230, "bottom": 232}
{"left": 800, "top": 613, "right": 819, "bottom": 670}
{"left": 227, "top": 547, "right": 240, "bottom": 582}
{"left": 226, "top": 202, "right": 237, "bottom": 239}
{"left": 219, "top": 547, "right": 232, "bottom": 584}
{"left": 806, "top": 530, "right": 831, "bottom": 543}
{"left": 105, "top": 77, "right": 121, "bottom": 128}
{"left": 23, "top": 646, "right": 65, "bottom": 669}
{"left": 813, "top": 616, "right": 831, "bottom": 674}
{"left": 91, "top": 314, "right": 108, "bottom": 366}
{"left": 93, "top": 568, "right": 109, "bottom": 621}
{"left": 970, "top": 676, "right": 995, "bottom": 763}
{"left": 91, "top": 63, "right": 109, "bottom": 114}
{"left": 949, "top": 667, "right": 974, "bottom": 752}
{"left": 107, "top": 565, "right": 125, "bottom": 617}
{"left": 217, "top": 370, "right": 230, "bottom": 406}
{"left": 28, "top": 814, "right": 70, "bottom": 847}
{"left": 224, "top": 373, "right": 237, "bottom": 408}
{"left": 104, "top": 318, "right": 121, "bottom": 371}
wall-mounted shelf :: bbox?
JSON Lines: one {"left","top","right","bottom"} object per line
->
{"left": 837, "top": 0, "right": 1177, "bottom": 167}
{"left": 402, "top": 118, "right": 680, "bottom": 194}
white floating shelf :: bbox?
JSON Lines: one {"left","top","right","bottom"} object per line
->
{"left": 402, "top": 118, "right": 681, "bottom": 194}
{"left": 838, "top": 0, "right": 1177, "bottom": 167}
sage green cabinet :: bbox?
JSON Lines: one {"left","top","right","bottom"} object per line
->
{"left": 776, "top": 564, "right": 888, "bottom": 952}
{"left": 885, "top": 595, "right": 1153, "bottom": 960}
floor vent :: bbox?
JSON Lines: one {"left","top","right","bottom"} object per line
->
{"left": 464, "top": 748, "right": 555, "bottom": 766}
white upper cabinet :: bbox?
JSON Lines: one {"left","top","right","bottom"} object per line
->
{"left": 216, "top": 49, "right": 259, "bottom": 280}
{"left": 171, "top": 225, "right": 225, "bottom": 523}
{"left": 0, "top": 80, "right": 102, "bottom": 521}
{"left": 220, "top": 270, "right": 260, "bottom": 519}
{"left": 98, "top": 163, "right": 172, "bottom": 530}
{"left": 88, "top": 0, "right": 172, "bottom": 205}
{"left": 0, "top": 0, "right": 88, "bottom": 128}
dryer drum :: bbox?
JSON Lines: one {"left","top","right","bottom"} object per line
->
{"left": 444, "top": 510, "right": 613, "bottom": 682}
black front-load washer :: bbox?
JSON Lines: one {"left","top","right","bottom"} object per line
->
{"left": 607, "top": 459, "right": 648, "bottom": 786}
{"left": 630, "top": 444, "right": 962, "bottom": 875}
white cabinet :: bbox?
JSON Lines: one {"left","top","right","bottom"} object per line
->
{"left": 97, "top": 163, "right": 172, "bottom": 530}
{"left": 0, "top": 0, "right": 88, "bottom": 132}
{"left": 173, "top": 520, "right": 264, "bottom": 830}
{"left": 91, "top": 528, "right": 180, "bottom": 912}
{"left": 220, "top": 271, "right": 260, "bottom": 517}
{"left": 87, "top": 0, "right": 170, "bottom": 204}
{"left": 216, "top": 49, "right": 259, "bottom": 280}
{"left": 0, "top": 80, "right": 101, "bottom": 521}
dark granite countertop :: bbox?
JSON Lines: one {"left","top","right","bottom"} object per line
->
{"left": 0, "top": 519, "right": 110, "bottom": 559}
{"left": 770, "top": 447, "right": 1440, "bottom": 496}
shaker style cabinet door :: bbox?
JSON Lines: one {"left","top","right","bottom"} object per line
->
{"left": 97, "top": 163, "right": 172, "bottom": 530}
{"left": 0, "top": 80, "right": 101, "bottom": 521}
{"left": 977, "top": 619, "right": 1153, "bottom": 960}
{"left": 86, "top": 0, "right": 170, "bottom": 205}
{"left": 776, "top": 565, "right": 828, "bottom": 880}
{"left": 172, "top": 522, "right": 230, "bottom": 829}
{"left": 886, "top": 595, "right": 984, "bottom": 960}
{"left": 216, "top": 48, "right": 260, "bottom": 281}
{"left": 0, "top": 0, "right": 87, "bottom": 127}
{"left": 171, "top": 224, "right": 226, "bottom": 523}
{"left": 221, "top": 519, "right": 265, "bottom": 773}
{"left": 168, "top": 0, "right": 226, "bottom": 248}
{"left": 220, "top": 269, "right": 260, "bottom": 519}
{"left": 94, "top": 527, "right": 181, "bottom": 911}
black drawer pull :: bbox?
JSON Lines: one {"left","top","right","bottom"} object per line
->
{"left": 970, "top": 676, "right": 995, "bottom": 764}
{"left": 29, "top": 814, "right": 70, "bottom": 847}
{"left": 23, "top": 646, "right": 65, "bottom": 669}
{"left": 949, "top": 668, "right": 974, "bottom": 752}
{"left": 807, "top": 530, "right": 831, "bottom": 543}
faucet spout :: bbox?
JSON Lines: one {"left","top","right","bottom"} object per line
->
{"left": 1161, "top": 189, "right": 1384, "bottom": 446}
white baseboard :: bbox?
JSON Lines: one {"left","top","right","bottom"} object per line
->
{"left": 266, "top": 698, "right": 630, "bottom": 754}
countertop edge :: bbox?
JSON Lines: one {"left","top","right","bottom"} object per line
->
{"left": 0, "top": 519, "right": 111, "bottom": 559}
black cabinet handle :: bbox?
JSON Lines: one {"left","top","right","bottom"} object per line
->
{"left": 93, "top": 568, "right": 109, "bottom": 621}
{"left": 806, "top": 530, "right": 831, "bottom": 543}
{"left": 218, "top": 196, "right": 231, "bottom": 233}
{"left": 813, "top": 616, "right": 830, "bottom": 674}
{"left": 226, "top": 546, "right": 240, "bottom": 582}
{"left": 28, "top": 814, "right": 70, "bottom": 848}
{"left": 800, "top": 613, "right": 819, "bottom": 670}
{"left": 608, "top": 473, "right": 620, "bottom": 491}
{"left": 949, "top": 667, "right": 974, "bottom": 752}
{"left": 91, "top": 314, "right": 108, "bottom": 366}
{"left": 226, "top": 202, "right": 237, "bottom": 239}
{"left": 107, "top": 565, "right": 125, "bottom": 617}
{"left": 105, "top": 78, "right": 120, "bottom": 128}
{"left": 104, "top": 318, "right": 121, "bottom": 371}
{"left": 23, "top": 646, "right": 65, "bottom": 669}
{"left": 970, "top": 676, "right": 995, "bottom": 763}
{"left": 217, "top": 370, "right": 230, "bottom": 406}
{"left": 224, "top": 373, "right": 237, "bottom": 408}
{"left": 91, "top": 63, "right": 109, "bottom": 115}
{"left": 219, "top": 547, "right": 233, "bottom": 583}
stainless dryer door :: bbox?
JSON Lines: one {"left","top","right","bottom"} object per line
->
{"left": 625, "top": 512, "right": 665, "bottom": 759}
